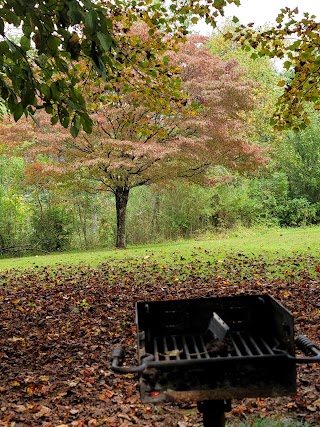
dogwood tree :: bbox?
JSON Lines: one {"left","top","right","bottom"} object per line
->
{"left": 1, "top": 35, "right": 264, "bottom": 248}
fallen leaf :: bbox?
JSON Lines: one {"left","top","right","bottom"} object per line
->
{"left": 34, "top": 405, "right": 51, "bottom": 418}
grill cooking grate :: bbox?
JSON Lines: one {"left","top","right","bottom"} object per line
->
{"left": 153, "top": 332, "right": 279, "bottom": 361}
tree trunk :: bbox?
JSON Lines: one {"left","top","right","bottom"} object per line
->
{"left": 115, "top": 187, "right": 129, "bottom": 249}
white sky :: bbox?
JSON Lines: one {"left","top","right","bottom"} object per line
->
{"left": 194, "top": 0, "right": 319, "bottom": 34}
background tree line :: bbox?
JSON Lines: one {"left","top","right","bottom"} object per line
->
{"left": 1, "top": 150, "right": 320, "bottom": 256}
{"left": 1, "top": 21, "right": 320, "bottom": 255}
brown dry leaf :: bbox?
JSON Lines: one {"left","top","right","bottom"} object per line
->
{"left": 104, "top": 389, "right": 115, "bottom": 398}
{"left": 33, "top": 405, "right": 51, "bottom": 419}
{"left": 71, "top": 420, "right": 85, "bottom": 427}
{"left": 118, "top": 414, "right": 131, "bottom": 421}
{"left": 11, "top": 381, "right": 20, "bottom": 387}
{"left": 26, "top": 383, "right": 36, "bottom": 395}
{"left": 307, "top": 398, "right": 320, "bottom": 411}
{"left": 13, "top": 404, "right": 27, "bottom": 413}
{"left": 232, "top": 404, "right": 247, "bottom": 415}
{"left": 286, "top": 402, "right": 296, "bottom": 409}
{"left": 307, "top": 405, "right": 317, "bottom": 412}
{"left": 8, "top": 336, "right": 25, "bottom": 342}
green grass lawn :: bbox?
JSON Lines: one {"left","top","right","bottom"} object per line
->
{"left": 1, "top": 225, "right": 320, "bottom": 270}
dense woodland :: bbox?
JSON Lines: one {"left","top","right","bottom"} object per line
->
{"left": 1, "top": 21, "right": 320, "bottom": 254}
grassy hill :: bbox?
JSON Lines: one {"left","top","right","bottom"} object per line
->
{"left": 1, "top": 226, "right": 320, "bottom": 270}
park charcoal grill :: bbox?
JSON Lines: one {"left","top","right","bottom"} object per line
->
{"left": 111, "top": 294, "right": 320, "bottom": 427}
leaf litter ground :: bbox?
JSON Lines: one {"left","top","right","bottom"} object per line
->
{"left": 0, "top": 250, "right": 319, "bottom": 426}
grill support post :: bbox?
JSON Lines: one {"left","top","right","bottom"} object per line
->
{"left": 197, "top": 400, "right": 231, "bottom": 427}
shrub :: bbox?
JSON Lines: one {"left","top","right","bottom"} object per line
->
{"left": 31, "top": 206, "right": 74, "bottom": 252}
{"left": 126, "top": 184, "right": 213, "bottom": 243}
{"left": 0, "top": 193, "right": 32, "bottom": 255}
{"left": 274, "top": 198, "right": 317, "bottom": 227}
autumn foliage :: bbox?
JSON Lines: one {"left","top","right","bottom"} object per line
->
{"left": 0, "top": 33, "right": 265, "bottom": 248}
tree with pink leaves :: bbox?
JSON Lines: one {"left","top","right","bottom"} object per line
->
{"left": 1, "top": 35, "right": 265, "bottom": 248}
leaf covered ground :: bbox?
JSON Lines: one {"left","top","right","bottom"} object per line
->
{"left": 0, "top": 250, "right": 319, "bottom": 427}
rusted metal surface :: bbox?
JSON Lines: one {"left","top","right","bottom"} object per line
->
{"left": 136, "top": 295, "right": 297, "bottom": 403}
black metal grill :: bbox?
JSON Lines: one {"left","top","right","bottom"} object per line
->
{"left": 111, "top": 294, "right": 320, "bottom": 427}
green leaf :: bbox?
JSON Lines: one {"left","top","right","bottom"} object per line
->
{"left": 55, "top": 57, "right": 69, "bottom": 72}
{"left": 70, "top": 88, "right": 85, "bottom": 107}
{"left": 51, "top": 115, "right": 59, "bottom": 125}
{"left": 6, "top": 39, "right": 17, "bottom": 53}
{"left": 0, "top": 41, "right": 9, "bottom": 55}
{"left": 67, "top": 3, "right": 83, "bottom": 25}
{"left": 47, "top": 36, "right": 60, "bottom": 54}
{"left": 97, "top": 31, "right": 112, "bottom": 52}
{"left": 0, "top": 81, "right": 9, "bottom": 100}
{"left": 213, "top": 0, "right": 225, "bottom": 10}
{"left": 13, "top": 103, "right": 24, "bottom": 122}
{"left": 0, "top": 17, "right": 4, "bottom": 35}
{"left": 21, "top": 85, "right": 35, "bottom": 108}
{"left": 163, "top": 55, "right": 169, "bottom": 66}
{"left": 45, "top": 104, "right": 53, "bottom": 114}
{"left": 22, "top": 22, "right": 32, "bottom": 38}
{"left": 40, "top": 83, "right": 52, "bottom": 100}
{"left": 289, "top": 41, "right": 301, "bottom": 51}
{"left": 20, "top": 35, "right": 30, "bottom": 52}
{"left": 277, "top": 80, "right": 286, "bottom": 87}
{"left": 2, "top": 9, "right": 20, "bottom": 27}
{"left": 84, "top": 10, "right": 97, "bottom": 33}
{"left": 148, "top": 69, "right": 158, "bottom": 78}
{"left": 50, "top": 82, "right": 60, "bottom": 101}
{"left": 283, "top": 61, "right": 292, "bottom": 70}
{"left": 70, "top": 115, "right": 81, "bottom": 137}
{"left": 81, "top": 0, "right": 93, "bottom": 7}
{"left": 8, "top": 93, "right": 18, "bottom": 112}
{"left": 59, "top": 112, "right": 70, "bottom": 128}
{"left": 80, "top": 113, "right": 93, "bottom": 133}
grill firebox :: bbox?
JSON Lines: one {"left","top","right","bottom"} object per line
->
{"left": 136, "top": 294, "right": 297, "bottom": 402}
{"left": 111, "top": 294, "right": 320, "bottom": 426}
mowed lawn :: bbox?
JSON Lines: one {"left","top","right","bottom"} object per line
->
{"left": 1, "top": 226, "right": 320, "bottom": 271}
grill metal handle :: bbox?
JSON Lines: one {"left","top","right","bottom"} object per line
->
{"left": 276, "top": 335, "right": 320, "bottom": 364}
{"left": 275, "top": 335, "right": 320, "bottom": 363}
{"left": 110, "top": 347, "right": 154, "bottom": 373}
{"left": 292, "top": 335, "right": 320, "bottom": 363}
